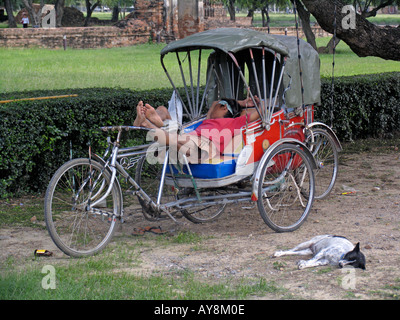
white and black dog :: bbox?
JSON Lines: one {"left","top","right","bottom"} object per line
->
{"left": 273, "top": 235, "right": 366, "bottom": 270}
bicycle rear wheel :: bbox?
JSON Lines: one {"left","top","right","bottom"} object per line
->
{"left": 306, "top": 128, "right": 339, "bottom": 199}
{"left": 44, "top": 158, "right": 122, "bottom": 257}
{"left": 257, "top": 144, "right": 315, "bottom": 232}
{"left": 180, "top": 189, "right": 227, "bottom": 224}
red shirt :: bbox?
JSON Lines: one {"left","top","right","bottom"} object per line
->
{"left": 191, "top": 115, "right": 249, "bottom": 153}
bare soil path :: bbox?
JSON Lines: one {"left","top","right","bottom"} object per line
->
{"left": 1, "top": 140, "right": 400, "bottom": 299}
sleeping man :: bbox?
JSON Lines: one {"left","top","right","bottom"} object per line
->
{"left": 133, "top": 97, "right": 261, "bottom": 164}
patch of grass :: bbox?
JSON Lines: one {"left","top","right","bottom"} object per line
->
{"left": 0, "top": 196, "right": 44, "bottom": 227}
{"left": 170, "top": 231, "right": 204, "bottom": 244}
{"left": 1, "top": 37, "right": 400, "bottom": 94}
{"left": 315, "top": 266, "right": 334, "bottom": 274}
{"left": 341, "top": 136, "right": 400, "bottom": 155}
{"left": 272, "top": 261, "right": 287, "bottom": 271}
{"left": 243, "top": 12, "right": 400, "bottom": 28}
{"left": 0, "top": 250, "right": 284, "bottom": 300}
{"left": 0, "top": 44, "right": 174, "bottom": 93}
{"left": 369, "top": 278, "right": 400, "bottom": 299}
{"left": 367, "top": 14, "right": 400, "bottom": 26}
{"left": 317, "top": 37, "right": 400, "bottom": 78}
{"left": 343, "top": 291, "right": 359, "bottom": 299}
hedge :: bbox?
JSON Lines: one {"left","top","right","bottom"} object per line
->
{"left": 319, "top": 72, "right": 400, "bottom": 140}
{"left": 1, "top": 72, "right": 399, "bottom": 197}
{"left": 0, "top": 87, "right": 174, "bottom": 197}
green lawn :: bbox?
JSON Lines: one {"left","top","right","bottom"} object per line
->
{"left": 316, "top": 37, "right": 400, "bottom": 78}
{"left": 0, "top": 44, "right": 171, "bottom": 93}
{"left": 1, "top": 37, "right": 400, "bottom": 94}
{"left": 245, "top": 12, "right": 400, "bottom": 27}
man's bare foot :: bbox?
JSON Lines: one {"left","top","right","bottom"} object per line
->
{"left": 133, "top": 101, "right": 150, "bottom": 127}
{"left": 144, "top": 104, "right": 165, "bottom": 127}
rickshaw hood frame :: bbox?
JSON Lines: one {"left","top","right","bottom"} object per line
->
{"left": 160, "top": 28, "right": 321, "bottom": 111}
{"left": 160, "top": 28, "right": 290, "bottom": 56}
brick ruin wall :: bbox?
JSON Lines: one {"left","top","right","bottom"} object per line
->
{"left": 0, "top": 21, "right": 151, "bottom": 49}
{"left": 0, "top": 0, "right": 331, "bottom": 49}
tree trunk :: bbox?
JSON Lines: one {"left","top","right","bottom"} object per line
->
{"left": 111, "top": 5, "right": 119, "bottom": 23}
{"left": 247, "top": 5, "right": 256, "bottom": 24}
{"left": 318, "top": 37, "right": 341, "bottom": 54}
{"left": 84, "top": 0, "right": 99, "bottom": 27}
{"left": 4, "top": 0, "right": 17, "bottom": 28}
{"left": 227, "top": 0, "right": 236, "bottom": 22}
{"left": 301, "top": 0, "right": 400, "bottom": 61}
{"left": 261, "top": 6, "right": 270, "bottom": 28}
{"left": 294, "top": 0, "right": 317, "bottom": 51}
{"left": 22, "top": 0, "right": 44, "bottom": 27}
{"left": 55, "top": 0, "right": 65, "bottom": 27}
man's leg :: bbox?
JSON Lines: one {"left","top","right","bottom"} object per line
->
{"left": 153, "top": 105, "right": 172, "bottom": 121}
{"left": 133, "top": 101, "right": 170, "bottom": 128}
{"left": 133, "top": 102, "right": 204, "bottom": 162}
{"left": 145, "top": 104, "right": 171, "bottom": 127}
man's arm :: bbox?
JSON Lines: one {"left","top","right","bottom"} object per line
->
{"left": 238, "top": 96, "right": 265, "bottom": 122}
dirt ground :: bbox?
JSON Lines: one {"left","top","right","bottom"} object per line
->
{"left": 1, "top": 141, "right": 400, "bottom": 300}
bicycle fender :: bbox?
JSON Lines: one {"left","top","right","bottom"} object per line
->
{"left": 91, "top": 153, "right": 124, "bottom": 215}
{"left": 251, "top": 138, "right": 316, "bottom": 201}
{"left": 306, "top": 122, "right": 342, "bottom": 151}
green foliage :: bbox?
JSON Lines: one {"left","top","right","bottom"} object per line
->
{"left": 318, "top": 72, "right": 400, "bottom": 141}
{"left": 1, "top": 72, "right": 399, "bottom": 197}
{"left": 0, "top": 87, "right": 174, "bottom": 197}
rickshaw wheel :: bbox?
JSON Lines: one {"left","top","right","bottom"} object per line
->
{"left": 305, "top": 128, "right": 339, "bottom": 200}
{"left": 256, "top": 143, "right": 315, "bottom": 232}
{"left": 181, "top": 189, "right": 227, "bottom": 224}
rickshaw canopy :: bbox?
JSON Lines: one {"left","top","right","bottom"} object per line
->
{"left": 161, "top": 28, "right": 321, "bottom": 115}
{"left": 160, "top": 27, "right": 290, "bottom": 56}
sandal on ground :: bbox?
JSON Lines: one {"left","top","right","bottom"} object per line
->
{"left": 132, "top": 226, "right": 166, "bottom": 236}
{"left": 146, "top": 226, "right": 166, "bottom": 235}
{"left": 132, "top": 228, "right": 146, "bottom": 236}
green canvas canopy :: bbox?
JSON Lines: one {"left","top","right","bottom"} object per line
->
{"left": 161, "top": 28, "right": 321, "bottom": 119}
{"left": 161, "top": 27, "right": 290, "bottom": 56}
{"left": 273, "top": 34, "right": 321, "bottom": 108}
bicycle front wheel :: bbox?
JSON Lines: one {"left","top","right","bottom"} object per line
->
{"left": 44, "top": 158, "right": 122, "bottom": 257}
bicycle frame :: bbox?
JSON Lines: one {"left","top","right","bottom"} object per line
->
{"left": 89, "top": 126, "right": 252, "bottom": 220}
{"left": 90, "top": 126, "right": 159, "bottom": 215}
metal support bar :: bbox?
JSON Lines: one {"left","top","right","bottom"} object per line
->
{"left": 176, "top": 52, "right": 195, "bottom": 116}
{"left": 262, "top": 48, "right": 268, "bottom": 121}
{"left": 268, "top": 53, "right": 277, "bottom": 119}
{"left": 272, "top": 58, "right": 287, "bottom": 113}
{"left": 227, "top": 52, "right": 263, "bottom": 122}
{"left": 157, "top": 150, "right": 169, "bottom": 205}
{"left": 196, "top": 49, "right": 202, "bottom": 117}
{"left": 249, "top": 48, "right": 264, "bottom": 125}
{"left": 160, "top": 54, "right": 192, "bottom": 119}
{"left": 188, "top": 51, "right": 196, "bottom": 118}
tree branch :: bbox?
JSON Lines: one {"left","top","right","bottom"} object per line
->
{"left": 362, "top": 0, "right": 394, "bottom": 18}
{"left": 301, "top": 0, "right": 400, "bottom": 61}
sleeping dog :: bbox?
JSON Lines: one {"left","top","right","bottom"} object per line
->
{"left": 273, "top": 235, "right": 366, "bottom": 270}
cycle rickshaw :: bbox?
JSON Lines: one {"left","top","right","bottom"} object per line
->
{"left": 44, "top": 28, "right": 341, "bottom": 257}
